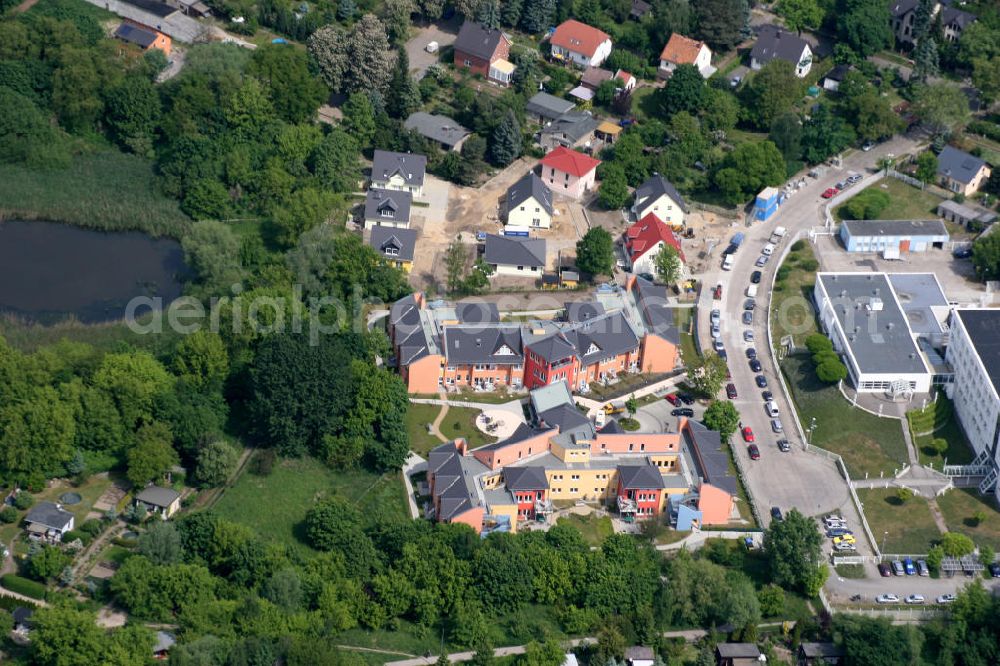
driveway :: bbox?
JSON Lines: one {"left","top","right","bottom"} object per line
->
{"left": 405, "top": 21, "right": 460, "bottom": 79}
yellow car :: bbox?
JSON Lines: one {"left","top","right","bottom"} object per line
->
{"left": 603, "top": 403, "right": 625, "bottom": 415}
{"left": 833, "top": 535, "right": 856, "bottom": 546}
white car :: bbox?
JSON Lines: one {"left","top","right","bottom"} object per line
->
{"left": 711, "top": 309, "right": 721, "bottom": 325}
{"left": 755, "top": 255, "right": 769, "bottom": 267}
{"left": 833, "top": 542, "right": 856, "bottom": 551}
{"left": 711, "top": 324, "right": 722, "bottom": 339}
{"left": 905, "top": 595, "right": 925, "bottom": 605}
{"left": 425, "top": 41, "right": 439, "bottom": 53}
{"left": 824, "top": 514, "right": 845, "bottom": 523}
{"left": 876, "top": 594, "right": 900, "bottom": 604}
{"left": 713, "top": 340, "right": 725, "bottom": 353}
{"left": 762, "top": 243, "right": 776, "bottom": 256}
{"left": 765, "top": 400, "right": 779, "bottom": 417}
{"left": 936, "top": 594, "right": 956, "bottom": 604}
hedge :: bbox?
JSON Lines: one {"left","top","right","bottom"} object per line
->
{"left": 0, "top": 595, "right": 38, "bottom": 611}
{"left": 62, "top": 530, "right": 93, "bottom": 546}
{"left": 1, "top": 574, "right": 46, "bottom": 600}
{"left": 968, "top": 120, "right": 1000, "bottom": 143}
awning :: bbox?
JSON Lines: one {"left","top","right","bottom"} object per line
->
{"left": 490, "top": 58, "right": 515, "bottom": 75}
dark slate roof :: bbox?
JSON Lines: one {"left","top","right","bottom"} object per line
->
{"left": 114, "top": 23, "right": 158, "bottom": 48}
{"left": 799, "top": 643, "right": 846, "bottom": 658}
{"left": 12, "top": 607, "right": 33, "bottom": 627}
{"left": 625, "top": 647, "right": 655, "bottom": 662}
{"left": 364, "top": 188, "right": 412, "bottom": 223}
{"left": 598, "top": 419, "right": 623, "bottom": 434}
{"left": 456, "top": 301, "right": 500, "bottom": 325}
{"left": 527, "top": 92, "right": 576, "bottom": 121}
{"left": 537, "top": 403, "right": 592, "bottom": 435}
{"left": 443, "top": 326, "right": 523, "bottom": 364}
{"left": 404, "top": 112, "right": 470, "bottom": 148}
{"left": 372, "top": 150, "right": 426, "bottom": 187}
{"left": 716, "top": 644, "right": 762, "bottom": 659}
{"left": 25, "top": 502, "right": 74, "bottom": 531}
{"left": 841, "top": 219, "right": 948, "bottom": 238}
{"left": 475, "top": 423, "right": 555, "bottom": 452}
{"left": 135, "top": 486, "right": 180, "bottom": 507}
{"left": 454, "top": 21, "right": 508, "bottom": 61}
{"left": 751, "top": 25, "right": 810, "bottom": 67}
{"left": 369, "top": 226, "right": 418, "bottom": 263}
{"left": 427, "top": 442, "right": 486, "bottom": 521}
{"left": 483, "top": 234, "right": 546, "bottom": 268}
{"left": 937, "top": 146, "right": 987, "bottom": 185}
{"left": 634, "top": 277, "right": 679, "bottom": 343}
{"left": 503, "top": 466, "right": 549, "bottom": 491}
{"left": 541, "top": 111, "right": 600, "bottom": 143}
{"left": 528, "top": 332, "right": 578, "bottom": 363}
{"left": 824, "top": 63, "right": 850, "bottom": 82}
{"left": 123, "top": 0, "right": 176, "bottom": 17}
{"left": 629, "top": 0, "right": 651, "bottom": 18}
{"left": 507, "top": 173, "right": 554, "bottom": 216}
{"left": 889, "top": 0, "right": 918, "bottom": 18}
{"left": 390, "top": 295, "right": 433, "bottom": 365}
{"left": 955, "top": 309, "right": 1000, "bottom": 397}
{"left": 561, "top": 311, "right": 641, "bottom": 367}
{"left": 565, "top": 301, "right": 605, "bottom": 323}
{"left": 941, "top": 5, "right": 975, "bottom": 29}
{"left": 617, "top": 465, "right": 666, "bottom": 490}
{"left": 684, "top": 421, "right": 738, "bottom": 495}
{"left": 634, "top": 173, "right": 687, "bottom": 213}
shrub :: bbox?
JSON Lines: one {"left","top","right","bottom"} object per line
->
{"left": 842, "top": 189, "right": 890, "bottom": 220}
{"left": 62, "top": 530, "right": 93, "bottom": 546}
{"left": 931, "top": 438, "right": 948, "bottom": 455}
{"left": 926, "top": 545, "right": 944, "bottom": 571}
{"left": 112, "top": 537, "right": 138, "bottom": 548}
{"left": 799, "top": 258, "right": 819, "bottom": 271}
{"left": 1, "top": 574, "right": 46, "bottom": 600}
{"left": 0, "top": 506, "right": 17, "bottom": 524}
{"left": 791, "top": 240, "right": 806, "bottom": 252}
{"left": 805, "top": 334, "right": 833, "bottom": 355}
{"left": 253, "top": 449, "right": 276, "bottom": 477}
{"left": 13, "top": 493, "right": 34, "bottom": 511}
{"left": 940, "top": 532, "right": 975, "bottom": 557}
{"left": 967, "top": 120, "right": 1000, "bottom": 142}
{"left": 776, "top": 265, "right": 792, "bottom": 281}
{"left": 80, "top": 519, "right": 103, "bottom": 537}
{"left": 815, "top": 359, "right": 848, "bottom": 383}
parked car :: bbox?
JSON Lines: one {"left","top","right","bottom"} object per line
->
{"left": 743, "top": 329, "right": 754, "bottom": 342}
{"left": 746, "top": 347, "right": 757, "bottom": 360}
{"left": 834, "top": 542, "right": 856, "bottom": 551}
{"left": 835, "top": 180, "right": 847, "bottom": 190}
{"left": 904, "top": 558, "right": 916, "bottom": 575}
{"left": 756, "top": 375, "right": 768, "bottom": 388}
{"left": 847, "top": 173, "right": 863, "bottom": 184}
{"left": 710, "top": 309, "right": 721, "bottom": 325}
{"left": 711, "top": 324, "right": 721, "bottom": 338}
{"left": 718, "top": 347, "right": 728, "bottom": 360}
{"left": 878, "top": 563, "right": 892, "bottom": 577}
{"left": 989, "top": 563, "right": 1000, "bottom": 578}
{"left": 603, "top": 403, "right": 625, "bottom": 415}
{"left": 762, "top": 390, "right": 773, "bottom": 401}
{"left": 726, "top": 383, "right": 738, "bottom": 399}
{"left": 743, "top": 311, "right": 754, "bottom": 325}
{"left": 713, "top": 283, "right": 723, "bottom": 299}
{"left": 936, "top": 594, "right": 957, "bottom": 604}
{"left": 777, "top": 438, "right": 791, "bottom": 452}
{"left": 749, "top": 359, "right": 762, "bottom": 372}
{"left": 678, "top": 393, "right": 695, "bottom": 405}
{"left": 954, "top": 246, "right": 973, "bottom": 259}
{"left": 765, "top": 400, "right": 779, "bottom": 417}
{"left": 665, "top": 393, "right": 680, "bottom": 406}
{"left": 770, "top": 418, "right": 783, "bottom": 432}
{"left": 744, "top": 299, "right": 756, "bottom": 311}
{"left": 905, "top": 595, "right": 925, "bottom": 605}
{"left": 876, "top": 594, "right": 900, "bottom": 604}
{"left": 713, "top": 340, "right": 725, "bottom": 353}
{"left": 822, "top": 187, "right": 838, "bottom": 198}
{"left": 892, "top": 560, "right": 905, "bottom": 576}
{"left": 861, "top": 140, "right": 875, "bottom": 151}
{"left": 917, "top": 560, "right": 930, "bottom": 577}
{"left": 762, "top": 243, "right": 776, "bottom": 256}
{"left": 833, "top": 535, "right": 856, "bottom": 545}
{"left": 671, "top": 408, "right": 694, "bottom": 417}
{"left": 770, "top": 507, "right": 783, "bottom": 521}
{"left": 826, "top": 528, "right": 852, "bottom": 537}
{"left": 750, "top": 270, "right": 762, "bottom": 284}
{"left": 755, "top": 254, "right": 769, "bottom": 267}
{"left": 742, "top": 426, "right": 755, "bottom": 443}
{"left": 824, "top": 514, "right": 845, "bottom": 523}
{"left": 747, "top": 443, "right": 760, "bottom": 460}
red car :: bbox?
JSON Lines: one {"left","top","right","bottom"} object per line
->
{"left": 747, "top": 443, "right": 760, "bottom": 460}
{"left": 726, "top": 383, "right": 738, "bottom": 399}
{"left": 665, "top": 393, "right": 680, "bottom": 406}
{"left": 742, "top": 426, "right": 755, "bottom": 443}
{"left": 713, "top": 283, "right": 723, "bottom": 300}
{"left": 821, "top": 187, "right": 838, "bottom": 199}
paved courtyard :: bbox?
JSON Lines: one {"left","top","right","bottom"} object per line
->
{"left": 404, "top": 20, "right": 460, "bottom": 79}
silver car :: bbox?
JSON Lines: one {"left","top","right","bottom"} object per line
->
{"left": 770, "top": 418, "right": 783, "bottom": 433}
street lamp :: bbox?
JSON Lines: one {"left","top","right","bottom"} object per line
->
{"left": 807, "top": 417, "right": 817, "bottom": 445}
{"left": 882, "top": 531, "right": 888, "bottom": 555}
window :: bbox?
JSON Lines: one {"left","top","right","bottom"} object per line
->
{"left": 571, "top": 474, "right": 580, "bottom": 480}
{"left": 464, "top": 59, "right": 472, "bottom": 67}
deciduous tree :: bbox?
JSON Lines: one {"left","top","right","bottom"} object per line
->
{"left": 196, "top": 439, "right": 240, "bottom": 487}
{"left": 126, "top": 421, "right": 179, "bottom": 486}
{"left": 777, "top": 0, "right": 823, "bottom": 33}
{"left": 764, "top": 508, "right": 825, "bottom": 595}
{"left": 702, "top": 400, "right": 740, "bottom": 439}
{"left": 138, "top": 521, "right": 183, "bottom": 565}
{"left": 654, "top": 245, "right": 682, "bottom": 284}
{"left": 575, "top": 227, "right": 615, "bottom": 278}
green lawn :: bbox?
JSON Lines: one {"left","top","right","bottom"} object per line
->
{"left": 908, "top": 398, "right": 975, "bottom": 467}
{"left": 937, "top": 488, "right": 1000, "bottom": 551}
{"left": 213, "top": 455, "right": 408, "bottom": 550}
{"left": 835, "top": 178, "right": 944, "bottom": 222}
{"left": 406, "top": 403, "right": 496, "bottom": 457}
{"left": 0, "top": 475, "right": 114, "bottom": 548}
{"left": 781, "top": 356, "right": 908, "bottom": 478}
{"left": 771, "top": 243, "right": 819, "bottom": 347}
{"left": 412, "top": 390, "right": 518, "bottom": 404}
{"left": 673, "top": 307, "right": 698, "bottom": 364}
{"left": 554, "top": 513, "right": 613, "bottom": 547}
{"left": 856, "top": 488, "right": 942, "bottom": 554}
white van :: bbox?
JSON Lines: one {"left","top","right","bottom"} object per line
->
{"left": 762, "top": 243, "right": 776, "bottom": 256}
{"left": 722, "top": 254, "right": 734, "bottom": 271}
{"left": 765, "top": 400, "right": 780, "bottom": 417}
{"left": 746, "top": 284, "right": 758, "bottom": 298}
{"left": 769, "top": 226, "right": 786, "bottom": 244}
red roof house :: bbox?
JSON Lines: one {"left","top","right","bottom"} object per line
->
{"left": 539, "top": 146, "right": 601, "bottom": 199}
{"left": 625, "top": 213, "right": 685, "bottom": 277}
{"left": 550, "top": 20, "right": 613, "bottom": 68}
{"left": 658, "top": 33, "right": 714, "bottom": 78}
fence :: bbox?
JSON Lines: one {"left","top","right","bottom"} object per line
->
{"left": 689, "top": 200, "right": 743, "bottom": 220}
{"left": 887, "top": 169, "right": 925, "bottom": 189}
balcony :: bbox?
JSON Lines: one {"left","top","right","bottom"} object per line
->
{"left": 534, "top": 498, "right": 554, "bottom": 515}
{"left": 481, "top": 514, "right": 511, "bottom": 537}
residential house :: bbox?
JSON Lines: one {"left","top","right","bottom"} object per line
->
{"left": 937, "top": 200, "right": 997, "bottom": 230}
{"left": 404, "top": 112, "right": 470, "bottom": 152}
{"left": 364, "top": 188, "right": 412, "bottom": 229}
{"left": 539, "top": 112, "right": 600, "bottom": 151}
{"left": 453, "top": 20, "right": 514, "bottom": 85}
{"left": 506, "top": 172, "right": 554, "bottom": 229}
{"left": 527, "top": 92, "right": 576, "bottom": 124}
{"left": 135, "top": 485, "right": 181, "bottom": 519}
{"left": 750, "top": 25, "right": 812, "bottom": 77}
{"left": 629, "top": 0, "right": 650, "bottom": 20}
{"left": 114, "top": 22, "right": 172, "bottom": 56}
{"left": 797, "top": 643, "right": 846, "bottom": 665}
{"left": 550, "top": 19, "right": 613, "bottom": 68}
{"left": 678, "top": 418, "right": 738, "bottom": 527}
{"left": 483, "top": 234, "right": 546, "bottom": 276}
{"left": 715, "top": 644, "right": 762, "bottom": 666}
{"left": 891, "top": 0, "right": 976, "bottom": 45}
{"left": 539, "top": 146, "right": 601, "bottom": 199}
{"left": 12, "top": 607, "right": 33, "bottom": 638}
{"left": 165, "top": 0, "right": 210, "bottom": 16}
{"left": 369, "top": 226, "right": 418, "bottom": 273}
{"left": 624, "top": 213, "right": 685, "bottom": 278}
{"left": 615, "top": 69, "right": 637, "bottom": 91}
{"left": 821, "top": 63, "right": 851, "bottom": 92}
{"left": 371, "top": 150, "right": 427, "bottom": 197}
{"left": 659, "top": 33, "right": 714, "bottom": 78}
{"left": 581, "top": 66, "right": 613, "bottom": 90}
{"left": 617, "top": 466, "right": 667, "bottom": 519}
{"left": 839, "top": 219, "right": 949, "bottom": 254}
{"left": 625, "top": 647, "right": 655, "bottom": 666}
{"left": 153, "top": 632, "right": 177, "bottom": 660}
{"left": 24, "top": 502, "right": 74, "bottom": 542}
{"left": 631, "top": 173, "right": 687, "bottom": 227}
{"left": 936, "top": 146, "right": 991, "bottom": 196}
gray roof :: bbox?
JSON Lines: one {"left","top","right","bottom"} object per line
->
{"left": 581, "top": 67, "right": 613, "bottom": 88}
{"left": 886, "top": 273, "right": 949, "bottom": 338}
{"left": 633, "top": 277, "right": 679, "bottom": 344}
{"left": 529, "top": 332, "right": 577, "bottom": 363}
{"left": 135, "top": 485, "right": 181, "bottom": 508}
{"left": 483, "top": 234, "right": 546, "bottom": 268}
{"left": 442, "top": 325, "right": 522, "bottom": 364}
{"left": 716, "top": 644, "right": 762, "bottom": 658}
{"left": 537, "top": 403, "right": 593, "bottom": 436}
{"left": 527, "top": 92, "right": 576, "bottom": 121}
{"left": 454, "top": 21, "right": 509, "bottom": 61}
{"left": 405, "top": 112, "right": 471, "bottom": 148}
{"left": 456, "top": 301, "right": 500, "bottom": 325}
{"left": 541, "top": 111, "right": 600, "bottom": 143}
{"left": 634, "top": 174, "right": 687, "bottom": 213}
{"left": 503, "top": 466, "right": 549, "bottom": 491}
{"left": 625, "top": 647, "right": 655, "bottom": 662}
{"left": 824, "top": 63, "right": 850, "bottom": 82}
{"left": 154, "top": 632, "right": 176, "bottom": 654}
{"left": 937, "top": 146, "right": 987, "bottom": 185}
{"left": 566, "top": 301, "right": 605, "bottom": 322}
{"left": 684, "top": 420, "right": 738, "bottom": 496}
{"left": 954, "top": 309, "right": 1000, "bottom": 397}
{"left": 25, "top": 501, "right": 74, "bottom": 531}
{"left": 841, "top": 219, "right": 948, "bottom": 238}
{"left": 12, "top": 607, "right": 33, "bottom": 627}
{"left": 427, "top": 442, "right": 489, "bottom": 520}
{"left": 475, "top": 422, "right": 555, "bottom": 452}
{"left": 617, "top": 465, "right": 666, "bottom": 490}
{"left": 507, "top": 173, "right": 553, "bottom": 216}
{"left": 751, "top": 25, "right": 810, "bottom": 67}
{"left": 816, "top": 273, "right": 927, "bottom": 375}
{"left": 390, "top": 294, "right": 433, "bottom": 365}
{"left": 364, "top": 188, "right": 412, "bottom": 224}
{"left": 372, "top": 150, "right": 426, "bottom": 187}
{"left": 629, "top": 0, "right": 650, "bottom": 18}
{"left": 369, "top": 226, "right": 418, "bottom": 263}
{"left": 937, "top": 199, "right": 996, "bottom": 224}
{"left": 530, "top": 380, "right": 575, "bottom": 414}
{"left": 941, "top": 5, "right": 976, "bottom": 30}
{"left": 799, "top": 643, "right": 846, "bottom": 658}
{"left": 889, "top": 0, "right": 918, "bottom": 18}
{"left": 115, "top": 23, "right": 158, "bottom": 48}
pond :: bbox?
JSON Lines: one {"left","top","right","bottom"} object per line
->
{"left": 0, "top": 220, "right": 187, "bottom": 323}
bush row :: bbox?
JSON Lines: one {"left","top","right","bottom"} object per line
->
{"left": 1, "top": 574, "right": 46, "bottom": 600}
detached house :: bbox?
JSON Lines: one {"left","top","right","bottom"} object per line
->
{"left": 483, "top": 234, "right": 547, "bottom": 276}
{"left": 937, "top": 146, "right": 991, "bottom": 197}
{"left": 364, "top": 188, "right": 412, "bottom": 229}
{"left": 624, "top": 213, "right": 685, "bottom": 278}
{"left": 369, "top": 226, "right": 418, "bottom": 273}
{"left": 550, "top": 19, "right": 613, "bottom": 68}
{"left": 527, "top": 92, "right": 576, "bottom": 124}
{"left": 25, "top": 501, "right": 74, "bottom": 542}
{"left": 891, "top": 0, "right": 976, "bottom": 45}
{"left": 371, "top": 150, "right": 427, "bottom": 197}
{"left": 632, "top": 173, "right": 686, "bottom": 227}
{"left": 506, "top": 172, "right": 554, "bottom": 229}
{"left": 750, "top": 26, "right": 812, "bottom": 77}
{"left": 539, "top": 146, "right": 601, "bottom": 199}
{"left": 539, "top": 111, "right": 599, "bottom": 151}
{"left": 453, "top": 20, "right": 514, "bottom": 85}
{"left": 404, "top": 112, "right": 470, "bottom": 152}
{"left": 114, "top": 22, "right": 171, "bottom": 55}
{"left": 135, "top": 486, "right": 181, "bottom": 519}
{"left": 659, "top": 33, "right": 714, "bottom": 79}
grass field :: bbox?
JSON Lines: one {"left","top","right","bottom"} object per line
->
{"left": 0, "top": 474, "right": 114, "bottom": 549}
{"left": 0, "top": 313, "right": 182, "bottom": 354}
{"left": 835, "top": 178, "right": 944, "bottom": 222}
{"left": 554, "top": 513, "right": 613, "bottom": 546}
{"left": 213, "top": 455, "right": 408, "bottom": 550}
{"left": 937, "top": 488, "right": 1000, "bottom": 551}
{"left": 907, "top": 398, "right": 975, "bottom": 467}
{"left": 781, "top": 356, "right": 908, "bottom": 477}
{"left": 0, "top": 152, "right": 190, "bottom": 238}
{"left": 411, "top": 390, "right": 517, "bottom": 404}
{"left": 856, "top": 488, "right": 942, "bottom": 554}
{"left": 672, "top": 307, "right": 698, "bottom": 363}
{"left": 770, "top": 243, "right": 819, "bottom": 347}
{"left": 406, "top": 403, "right": 495, "bottom": 457}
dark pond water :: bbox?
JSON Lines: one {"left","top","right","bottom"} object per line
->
{"left": 0, "top": 220, "right": 187, "bottom": 323}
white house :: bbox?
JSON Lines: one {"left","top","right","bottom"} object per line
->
{"left": 624, "top": 213, "right": 685, "bottom": 278}
{"left": 750, "top": 26, "right": 813, "bottom": 78}
{"left": 25, "top": 501, "right": 75, "bottom": 542}
{"left": 506, "top": 173, "right": 554, "bottom": 229}
{"left": 550, "top": 20, "right": 613, "bottom": 68}
{"left": 483, "top": 234, "right": 546, "bottom": 276}
{"left": 364, "top": 188, "right": 412, "bottom": 230}
{"left": 135, "top": 485, "right": 182, "bottom": 520}
{"left": 658, "top": 33, "right": 714, "bottom": 79}
{"left": 631, "top": 173, "right": 686, "bottom": 227}
{"left": 370, "top": 150, "right": 427, "bottom": 198}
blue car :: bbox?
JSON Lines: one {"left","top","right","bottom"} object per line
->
{"left": 904, "top": 557, "right": 917, "bottom": 575}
